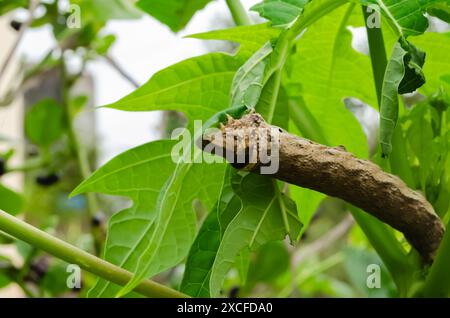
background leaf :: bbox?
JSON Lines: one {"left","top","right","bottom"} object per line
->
{"left": 0, "top": 184, "right": 23, "bottom": 216}
{"left": 0, "top": 0, "right": 26, "bottom": 15}
{"left": 286, "top": 4, "right": 373, "bottom": 158}
{"left": 410, "top": 32, "right": 450, "bottom": 95}
{"left": 136, "top": 0, "right": 213, "bottom": 32}
{"left": 427, "top": 2, "right": 450, "bottom": 23}
{"left": 247, "top": 241, "right": 290, "bottom": 284}
{"left": 209, "top": 172, "right": 302, "bottom": 297}
{"left": 25, "top": 99, "right": 64, "bottom": 147}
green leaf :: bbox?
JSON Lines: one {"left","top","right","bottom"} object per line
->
{"left": 398, "top": 41, "right": 426, "bottom": 94}
{"left": 187, "top": 23, "right": 281, "bottom": 60}
{"left": 104, "top": 53, "right": 239, "bottom": 122}
{"left": 72, "top": 140, "right": 224, "bottom": 297}
{"left": 40, "top": 262, "right": 73, "bottom": 296}
{"left": 181, "top": 167, "right": 241, "bottom": 297}
{"left": 427, "top": 2, "right": 450, "bottom": 23}
{"left": 180, "top": 206, "right": 221, "bottom": 297}
{"left": 423, "top": 198, "right": 450, "bottom": 297}
{"left": 107, "top": 104, "right": 252, "bottom": 297}
{"left": 114, "top": 146, "right": 226, "bottom": 296}
{"left": 0, "top": 184, "right": 23, "bottom": 216}
{"left": 230, "top": 42, "right": 273, "bottom": 109}
{"left": 258, "top": 81, "right": 289, "bottom": 129}
{"left": 410, "top": 32, "right": 450, "bottom": 95}
{"left": 209, "top": 172, "right": 302, "bottom": 297}
{"left": 406, "top": 104, "right": 434, "bottom": 189}
{"left": 136, "top": 0, "right": 213, "bottom": 32}
{"left": 247, "top": 241, "right": 290, "bottom": 284}
{"left": 73, "top": 140, "right": 175, "bottom": 297}
{"left": 361, "top": 0, "right": 438, "bottom": 37}
{"left": 379, "top": 42, "right": 407, "bottom": 157}
{"left": 74, "top": 0, "right": 142, "bottom": 21}
{"left": 25, "top": 99, "right": 64, "bottom": 147}
{"left": 286, "top": 4, "right": 373, "bottom": 158}
{"left": 251, "top": 0, "right": 309, "bottom": 26}
{"left": 0, "top": 273, "right": 12, "bottom": 289}
{"left": 0, "top": 0, "right": 26, "bottom": 15}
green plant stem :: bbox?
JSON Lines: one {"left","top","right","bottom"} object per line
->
{"left": 422, "top": 217, "right": 450, "bottom": 297}
{"left": 60, "top": 55, "right": 103, "bottom": 254}
{"left": 0, "top": 209, "right": 187, "bottom": 298}
{"left": 225, "top": 0, "right": 252, "bottom": 26}
{"left": 362, "top": 5, "right": 388, "bottom": 107}
{"left": 289, "top": 99, "right": 328, "bottom": 144}
{"left": 18, "top": 281, "right": 36, "bottom": 298}
{"left": 5, "top": 157, "right": 47, "bottom": 173}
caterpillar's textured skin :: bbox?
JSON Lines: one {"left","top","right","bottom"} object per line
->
{"left": 203, "top": 113, "right": 444, "bottom": 263}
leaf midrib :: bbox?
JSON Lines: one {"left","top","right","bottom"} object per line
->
{"left": 249, "top": 196, "right": 277, "bottom": 247}
{"left": 110, "top": 71, "right": 235, "bottom": 108}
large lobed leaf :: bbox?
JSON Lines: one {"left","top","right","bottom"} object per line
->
{"left": 209, "top": 172, "right": 302, "bottom": 297}
{"left": 180, "top": 167, "right": 241, "bottom": 297}
{"left": 182, "top": 169, "right": 302, "bottom": 297}
{"left": 78, "top": 24, "right": 285, "bottom": 296}
{"left": 104, "top": 53, "right": 239, "bottom": 122}
{"left": 286, "top": 4, "right": 374, "bottom": 158}
{"left": 72, "top": 140, "right": 225, "bottom": 297}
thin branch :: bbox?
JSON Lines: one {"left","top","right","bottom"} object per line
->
{"left": 60, "top": 54, "right": 105, "bottom": 255}
{"left": 292, "top": 214, "right": 354, "bottom": 266}
{"left": 103, "top": 54, "right": 140, "bottom": 89}
{"left": 0, "top": 210, "right": 187, "bottom": 298}
{"left": 203, "top": 113, "right": 445, "bottom": 263}
{"left": 0, "top": 0, "right": 39, "bottom": 81}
